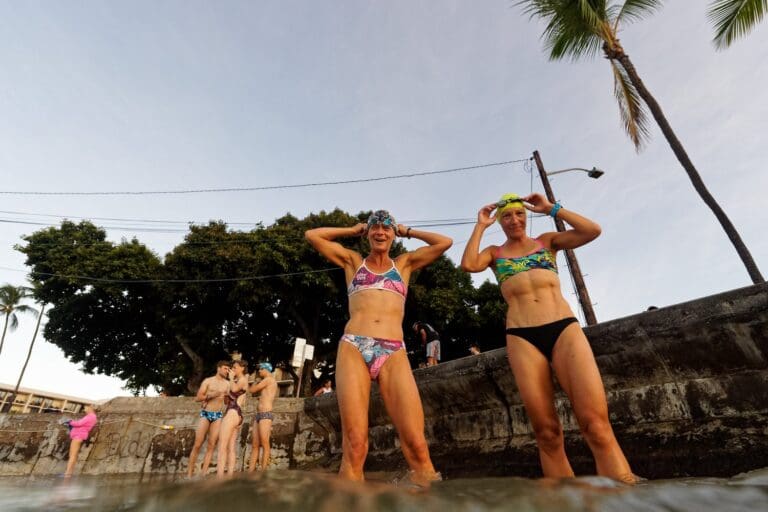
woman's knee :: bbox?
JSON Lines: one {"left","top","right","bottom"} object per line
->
{"left": 579, "top": 415, "right": 615, "bottom": 448}
{"left": 343, "top": 429, "right": 369, "bottom": 461}
{"left": 532, "top": 421, "right": 565, "bottom": 453}
{"left": 399, "top": 432, "right": 430, "bottom": 462}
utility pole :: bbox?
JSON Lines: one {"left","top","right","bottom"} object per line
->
{"left": 532, "top": 150, "right": 598, "bottom": 326}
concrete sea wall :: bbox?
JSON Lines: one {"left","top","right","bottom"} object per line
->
{"left": 1, "top": 283, "right": 766, "bottom": 479}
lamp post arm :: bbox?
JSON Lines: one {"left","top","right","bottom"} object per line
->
{"left": 546, "top": 167, "right": 590, "bottom": 177}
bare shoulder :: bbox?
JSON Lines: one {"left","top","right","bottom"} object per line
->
{"left": 535, "top": 232, "right": 557, "bottom": 248}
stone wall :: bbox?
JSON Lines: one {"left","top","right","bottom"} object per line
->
{"left": 0, "top": 397, "right": 306, "bottom": 477}
{"left": 301, "top": 282, "right": 768, "bottom": 479}
{"left": 1, "top": 283, "right": 766, "bottom": 479}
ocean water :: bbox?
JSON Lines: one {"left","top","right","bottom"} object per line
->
{"left": 2, "top": 469, "right": 767, "bottom": 512}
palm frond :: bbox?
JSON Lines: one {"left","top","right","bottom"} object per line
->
{"left": 709, "top": 0, "right": 767, "bottom": 49}
{"left": 517, "top": 0, "right": 607, "bottom": 61}
{"left": 614, "top": 0, "right": 663, "bottom": 29}
{"left": 14, "top": 304, "right": 40, "bottom": 318}
{"left": 9, "top": 313, "right": 19, "bottom": 331}
{"left": 611, "top": 60, "right": 650, "bottom": 150}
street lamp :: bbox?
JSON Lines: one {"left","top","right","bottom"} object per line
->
{"left": 532, "top": 151, "right": 601, "bottom": 326}
{"left": 546, "top": 167, "right": 605, "bottom": 179}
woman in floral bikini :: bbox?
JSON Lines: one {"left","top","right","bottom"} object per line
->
{"left": 306, "top": 210, "right": 451, "bottom": 485}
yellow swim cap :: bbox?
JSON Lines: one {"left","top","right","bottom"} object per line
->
{"left": 496, "top": 193, "right": 525, "bottom": 221}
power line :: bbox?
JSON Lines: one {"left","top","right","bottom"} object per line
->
{"left": 0, "top": 265, "right": 341, "bottom": 284}
{"left": 0, "top": 219, "right": 475, "bottom": 240}
{"left": 0, "top": 159, "right": 528, "bottom": 196}
{"left": 0, "top": 209, "right": 256, "bottom": 227}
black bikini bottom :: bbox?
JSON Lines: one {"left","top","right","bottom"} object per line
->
{"left": 505, "top": 317, "right": 579, "bottom": 361}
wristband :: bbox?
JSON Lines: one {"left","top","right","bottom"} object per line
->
{"left": 549, "top": 201, "right": 562, "bottom": 218}
{"left": 406, "top": 227, "right": 412, "bottom": 238}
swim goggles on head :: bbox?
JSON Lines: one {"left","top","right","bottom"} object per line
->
{"left": 367, "top": 210, "right": 396, "bottom": 228}
{"left": 495, "top": 197, "right": 525, "bottom": 208}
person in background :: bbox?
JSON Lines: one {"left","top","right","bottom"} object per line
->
{"left": 216, "top": 360, "right": 248, "bottom": 478}
{"left": 248, "top": 362, "right": 277, "bottom": 472}
{"left": 64, "top": 404, "right": 98, "bottom": 477}
{"left": 314, "top": 379, "right": 334, "bottom": 397}
{"left": 412, "top": 321, "right": 441, "bottom": 366}
{"left": 188, "top": 360, "right": 230, "bottom": 477}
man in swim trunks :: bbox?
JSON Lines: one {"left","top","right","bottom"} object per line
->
{"left": 187, "top": 360, "right": 230, "bottom": 477}
{"left": 413, "top": 321, "right": 441, "bottom": 366}
{"left": 306, "top": 210, "right": 451, "bottom": 486}
{"left": 248, "top": 362, "right": 278, "bottom": 471}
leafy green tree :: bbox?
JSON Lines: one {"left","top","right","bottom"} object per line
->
{"left": 472, "top": 280, "right": 508, "bottom": 352}
{"left": 709, "top": 0, "right": 766, "bottom": 48}
{"left": 517, "top": 0, "right": 763, "bottom": 284}
{"left": 17, "top": 212, "right": 510, "bottom": 395}
{"left": 0, "top": 285, "right": 38, "bottom": 358}
{"left": 18, "top": 221, "right": 166, "bottom": 393}
{"left": 406, "top": 256, "right": 480, "bottom": 362}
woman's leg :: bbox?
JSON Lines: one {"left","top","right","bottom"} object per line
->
{"left": 64, "top": 438, "right": 83, "bottom": 477}
{"left": 216, "top": 413, "right": 237, "bottom": 477}
{"left": 506, "top": 335, "right": 574, "bottom": 477}
{"left": 551, "top": 323, "right": 634, "bottom": 482}
{"left": 335, "top": 340, "right": 372, "bottom": 480}
{"left": 226, "top": 423, "right": 240, "bottom": 474}
{"left": 378, "top": 349, "right": 439, "bottom": 482}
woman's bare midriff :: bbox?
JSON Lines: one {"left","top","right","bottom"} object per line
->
{"left": 345, "top": 290, "right": 406, "bottom": 340}
{"left": 501, "top": 269, "right": 575, "bottom": 328}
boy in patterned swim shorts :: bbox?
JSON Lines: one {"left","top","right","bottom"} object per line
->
{"left": 248, "top": 362, "right": 278, "bottom": 471}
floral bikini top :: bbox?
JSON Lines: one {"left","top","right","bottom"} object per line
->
{"left": 493, "top": 238, "right": 558, "bottom": 285}
{"left": 347, "top": 260, "right": 407, "bottom": 299}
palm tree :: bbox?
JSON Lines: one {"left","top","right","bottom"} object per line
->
{"left": 0, "top": 285, "right": 39, "bottom": 358}
{"left": 10, "top": 304, "right": 46, "bottom": 412}
{"left": 709, "top": 0, "right": 767, "bottom": 48}
{"left": 517, "top": 0, "right": 764, "bottom": 284}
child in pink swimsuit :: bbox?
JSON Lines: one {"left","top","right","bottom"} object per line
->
{"left": 64, "top": 404, "right": 98, "bottom": 477}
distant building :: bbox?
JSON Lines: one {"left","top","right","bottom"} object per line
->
{"left": 0, "top": 383, "right": 91, "bottom": 414}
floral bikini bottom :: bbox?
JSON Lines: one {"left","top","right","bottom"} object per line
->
{"left": 341, "top": 334, "right": 405, "bottom": 380}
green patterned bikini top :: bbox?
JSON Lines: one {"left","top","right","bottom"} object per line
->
{"left": 493, "top": 238, "right": 558, "bottom": 285}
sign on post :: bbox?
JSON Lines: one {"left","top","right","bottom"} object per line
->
{"left": 291, "top": 338, "right": 307, "bottom": 368}
{"left": 292, "top": 337, "right": 315, "bottom": 397}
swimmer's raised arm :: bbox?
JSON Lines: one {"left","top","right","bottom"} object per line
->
{"left": 461, "top": 203, "right": 497, "bottom": 273}
{"left": 397, "top": 224, "right": 452, "bottom": 272}
{"left": 522, "top": 193, "right": 601, "bottom": 251}
{"left": 305, "top": 224, "right": 365, "bottom": 268}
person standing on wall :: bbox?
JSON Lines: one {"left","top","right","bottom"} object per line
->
{"left": 412, "top": 321, "right": 441, "bottom": 367}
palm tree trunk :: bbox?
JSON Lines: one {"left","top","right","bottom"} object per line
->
{"left": 614, "top": 52, "right": 764, "bottom": 284}
{"left": 11, "top": 304, "right": 45, "bottom": 409}
{"left": 0, "top": 313, "right": 10, "bottom": 357}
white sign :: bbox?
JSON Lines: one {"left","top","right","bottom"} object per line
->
{"left": 291, "top": 338, "right": 306, "bottom": 368}
{"left": 303, "top": 344, "right": 314, "bottom": 361}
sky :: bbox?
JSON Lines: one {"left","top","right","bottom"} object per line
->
{"left": 0, "top": 1, "right": 766, "bottom": 401}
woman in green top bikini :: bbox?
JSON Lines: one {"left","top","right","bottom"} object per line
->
{"left": 461, "top": 192, "right": 635, "bottom": 483}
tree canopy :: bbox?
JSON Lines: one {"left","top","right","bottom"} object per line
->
{"left": 17, "top": 210, "right": 506, "bottom": 395}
